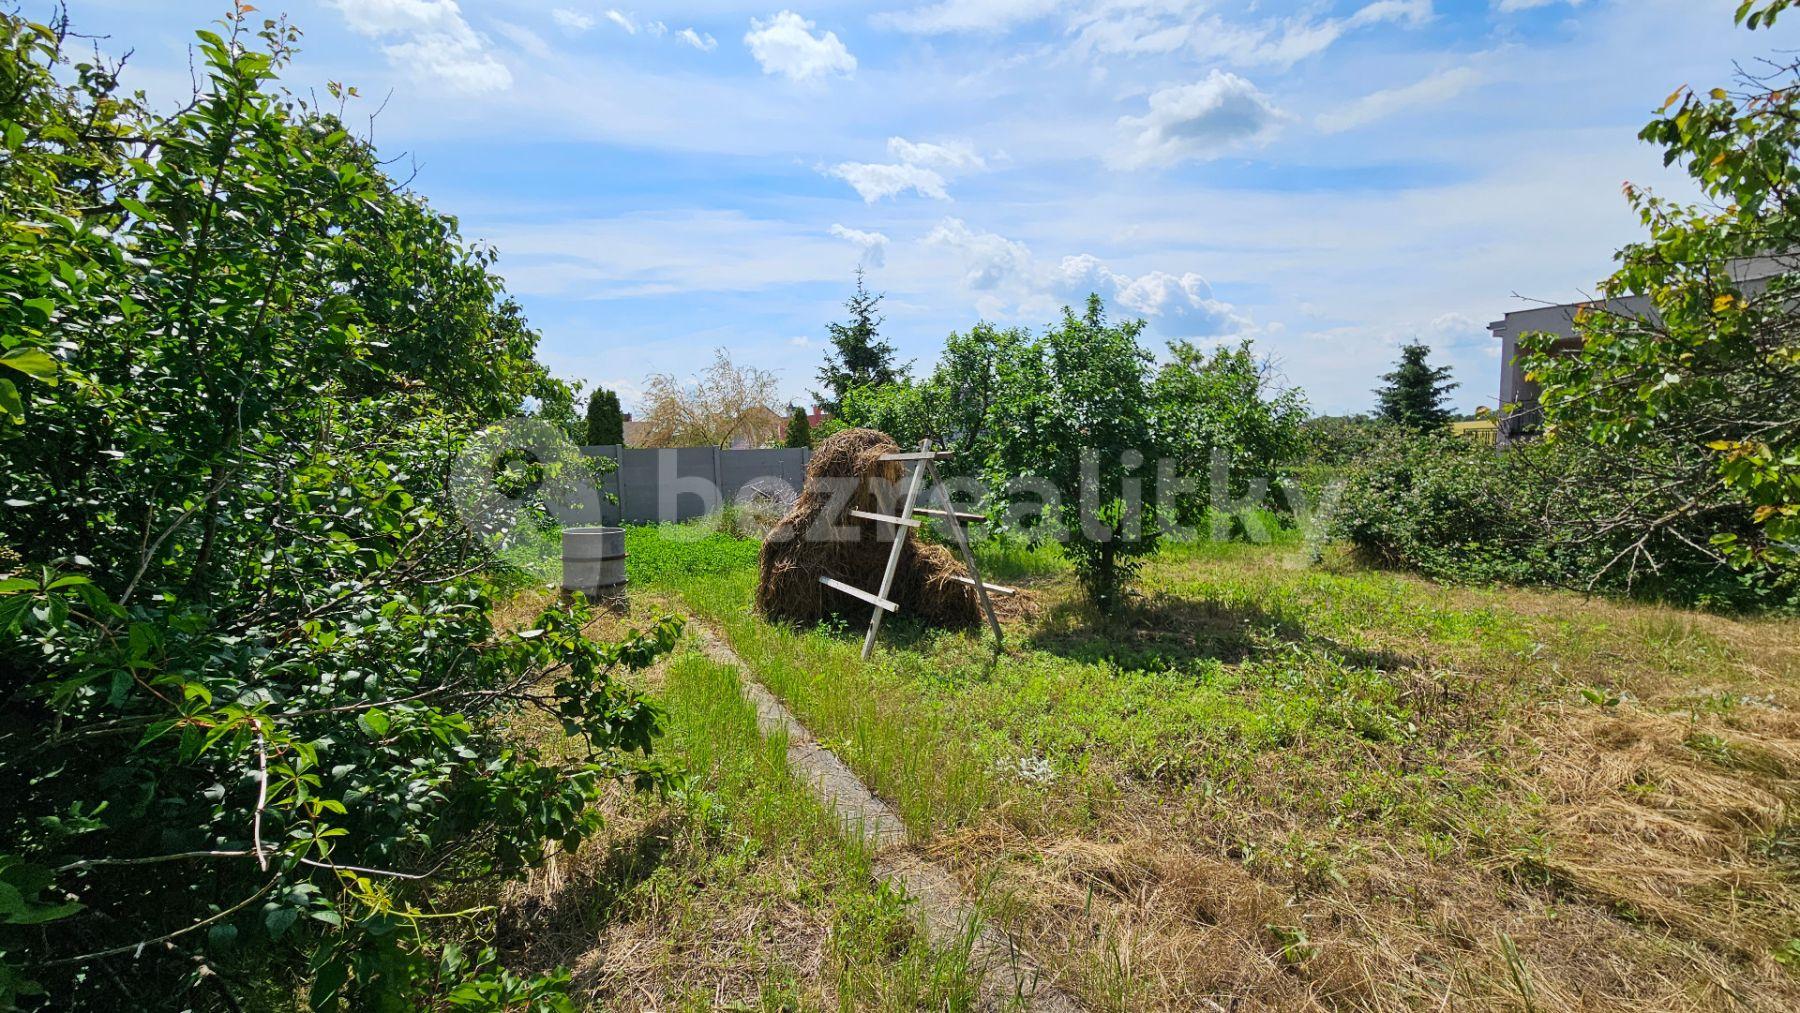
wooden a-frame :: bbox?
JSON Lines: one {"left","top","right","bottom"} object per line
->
{"left": 819, "top": 439, "right": 1011, "bottom": 659}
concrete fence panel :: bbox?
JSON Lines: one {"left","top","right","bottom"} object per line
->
{"left": 582, "top": 445, "right": 814, "bottom": 525}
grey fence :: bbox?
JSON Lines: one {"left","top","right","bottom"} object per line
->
{"left": 579, "top": 445, "right": 812, "bottom": 525}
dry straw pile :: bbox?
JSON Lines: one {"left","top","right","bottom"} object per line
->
{"left": 756, "top": 428, "right": 980, "bottom": 628}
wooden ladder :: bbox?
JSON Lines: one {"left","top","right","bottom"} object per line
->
{"left": 820, "top": 439, "right": 1012, "bottom": 659}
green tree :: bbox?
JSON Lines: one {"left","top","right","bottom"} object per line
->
{"left": 922, "top": 322, "right": 1031, "bottom": 472}
{"left": 838, "top": 381, "right": 934, "bottom": 448}
{"left": 0, "top": 9, "right": 675, "bottom": 1007}
{"left": 814, "top": 269, "right": 905, "bottom": 413}
{"left": 1374, "top": 342, "right": 1457, "bottom": 430}
{"left": 586, "top": 387, "right": 625, "bottom": 446}
{"left": 1521, "top": 3, "right": 1800, "bottom": 575}
{"left": 784, "top": 404, "right": 812, "bottom": 448}
{"left": 990, "top": 295, "right": 1161, "bottom": 612}
{"left": 1151, "top": 339, "right": 1308, "bottom": 525}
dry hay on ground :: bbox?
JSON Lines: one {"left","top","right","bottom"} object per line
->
{"left": 756, "top": 427, "right": 981, "bottom": 628}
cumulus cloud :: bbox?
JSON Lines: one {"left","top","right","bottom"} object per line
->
{"left": 829, "top": 224, "right": 891, "bottom": 267}
{"left": 926, "top": 218, "right": 1247, "bottom": 336}
{"left": 828, "top": 162, "right": 950, "bottom": 202}
{"left": 329, "top": 0, "right": 511, "bottom": 94}
{"left": 551, "top": 8, "right": 594, "bottom": 32}
{"left": 677, "top": 28, "right": 718, "bottom": 51}
{"left": 605, "top": 9, "right": 637, "bottom": 34}
{"left": 825, "top": 136, "right": 985, "bottom": 202}
{"left": 1317, "top": 66, "right": 1481, "bottom": 133}
{"left": 926, "top": 218, "right": 1035, "bottom": 290}
{"left": 744, "top": 11, "right": 856, "bottom": 82}
{"left": 1113, "top": 70, "right": 1285, "bottom": 169}
{"left": 1055, "top": 255, "right": 1248, "bottom": 337}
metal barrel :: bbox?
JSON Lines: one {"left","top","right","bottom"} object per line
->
{"left": 561, "top": 526, "right": 628, "bottom": 596}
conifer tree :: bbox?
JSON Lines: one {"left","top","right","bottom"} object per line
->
{"left": 815, "top": 269, "right": 905, "bottom": 413}
{"left": 1374, "top": 342, "right": 1458, "bottom": 430}
{"left": 585, "top": 387, "right": 625, "bottom": 446}
{"left": 784, "top": 405, "right": 812, "bottom": 448}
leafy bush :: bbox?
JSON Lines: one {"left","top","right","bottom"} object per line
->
{"left": 1333, "top": 434, "right": 1564, "bottom": 585}
{"left": 1333, "top": 433, "right": 1798, "bottom": 611}
{"left": 0, "top": 11, "right": 677, "bottom": 1008}
{"left": 1520, "top": 5, "right": 1798, "bottom": 577}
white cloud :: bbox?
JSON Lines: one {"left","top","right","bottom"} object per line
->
{"left": 887, "top": 136, "right": 986, "bottom": 171}
{"left": 925, "top": 218, "right": 1247, "bottom": 336}
{"left": 329, "top": 0, "right": 511, "bottom": 94}
{"left": 1055, "top": 255, "right": 1248, "bottom": 337}
{"left": 481, "top": 210, "right": 874, "bottom": 298}
{"left": 605, "top": 9, "right": 637, "bottom": 34}
{"left": 1349, "top": 1, "right": 1435, "bottom": 29}
{"left": 1113, "top": 70, "right": 1285, "bottom": 169}
{"left": 551, "top": 8, "right": 594, "bottom": 32}
{"left": 876, "top": 0, "right": 1062, "bottom": 34}
{"left": 788, "top": 335, "right": 814, "bottom": 347}
{"left": 824, "top": 136, "right": 986, "bottom": 202}
{"left": 828, "top": 162, "right": 950, "bottom": 202}
{"left": 1496, "top": 0, "right": 1582, "bottom": 12}
{"left": 829, "top": 224, "right": 891, "bottom": 267}
{"left": 744, "top": 11, "right": 856, "bottom": 82}
{"left": 492, "top": 21, "right": 553, "bottom": 59}
{"left": 1072, "top": 0, "right": 1432, "bottom": 69}
{"left": 677, "top": 28, "right": 719, "bottom": 51}
{"left": 926, "top": 218, "right": 1035, "bottom": 291}
{"left": 1317, "top": 66, "right": 1482, "bottom": 134}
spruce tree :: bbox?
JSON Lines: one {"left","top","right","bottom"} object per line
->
{"left": 784, "top": 405, "right": 812, "bottom": 448}
{"left": 584, "top": 388, "right": 625, "bottom": 446}
{"left": 1374, "top": 342, "right": 1458, "bottom": 430}
{"left": 815, "top": 268, "right": 906, "bottom": 413}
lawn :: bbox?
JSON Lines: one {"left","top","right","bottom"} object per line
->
{"left": 576, "top": 519, "right": 1800, "bottom": 1012}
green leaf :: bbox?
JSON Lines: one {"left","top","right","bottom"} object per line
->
{"left": 0, "top": 378, "right": 21, "bottom": 422}
{"left": 0, "top": 348, "right": 61, "bottom": 384}
{"left": 309, "top": 953, "right": 351, "bottom": 1007}
{"left": 359, "top": 708, "right": 390, "bottom": 737}
{"left": 6, "top": 900, "right": 83, "bottom": 925}
{"left": 265, "top": 906, "right": 299, "bottom": 939}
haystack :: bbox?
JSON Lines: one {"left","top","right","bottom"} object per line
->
{"left": 756, "top": 428, "right": 981, "bottom": 627}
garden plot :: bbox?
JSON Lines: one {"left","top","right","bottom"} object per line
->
{"left": 618, "top": 521, "right": 1800, "bottom": 1012}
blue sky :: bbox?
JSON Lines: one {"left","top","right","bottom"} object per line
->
{"left": 60, "top": 0, "right": 1797, "bottom": 414}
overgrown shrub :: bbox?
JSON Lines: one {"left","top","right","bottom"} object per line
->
{"left": 1333, "top": 433, "right": 1798, "bottom": 611}
{"left": 0, "top": 10, "right": 677, "bottom": 1008}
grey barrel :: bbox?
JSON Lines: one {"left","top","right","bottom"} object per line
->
{"left": 562, "top": 526, "right": 627, "bottom": 597}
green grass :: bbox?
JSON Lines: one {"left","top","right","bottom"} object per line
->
{"left": 625, "top": 522, "right": 1521, "bottom": 848}
{"left": 500, "top": 644, "right": 983, "bottom": 1011}
{"left": 616, "top": 519, "right": 1800, "bottom": 1011}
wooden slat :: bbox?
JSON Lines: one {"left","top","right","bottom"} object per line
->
{"left": 849, "top": 509, "right": 919, "bottom": 528}
{"left": 820, "top": 576, "right": 898, "bottom": 612}
{"left": 877, "top": 451, "right": 955, "bottom": 462}
{"left": 913, "top": 507, "right": 985, "bottom": 522}
{"left": 950, "top": 575, "right": 1017, "bottom": 597}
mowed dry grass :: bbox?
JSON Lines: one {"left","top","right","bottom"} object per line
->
{"left": 934, "top": 543, "right": 1800, "bottom": 1011}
